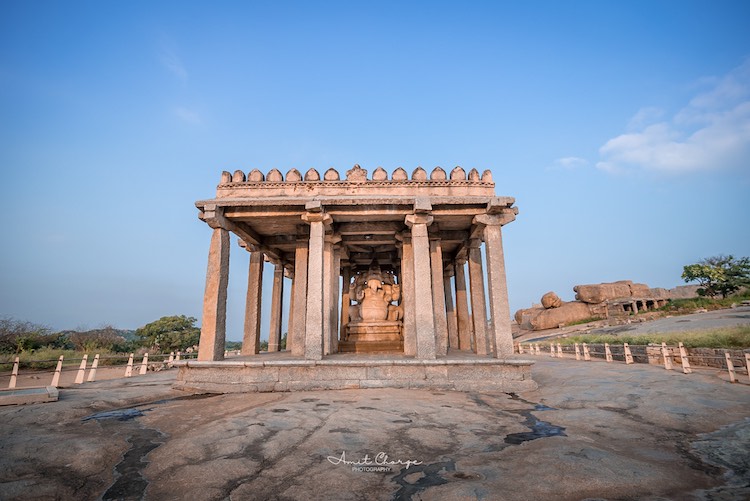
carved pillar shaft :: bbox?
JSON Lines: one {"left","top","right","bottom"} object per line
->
{"left": 468, "top": 239, "right": 490, "bottom": 355}
{"left": 287, "top": 273, "right": 295, "bottom": 351}
{"left": 454, "top": 261, "right": 473, "bottom": 351}
{"left": 401, "top": 235, "right": 417, "bottom": 356}
{"left": 291, "top": 237, "right": 309, "bottom": 357}
{"left": 198, "top": 228, "right": 229, "bottom": 361}
{"left": 339, "top": 266, "right": 351, "bottom": 341}
{"left": 241, "top": 251, "right": 264, "bottom": 355}
{"left": 268, "top": 263, "right": 284, "bottom": 352}
{"left": 322, "top": 239, "right": 333, "bottom": 355}
{"left": 444, "top": 273, "right": 459, "bottom": 350}
{"left": 330, "top": 243, "right": 341, "bottom": 354}
{"left": 303, "top": 212, "right": 330, "bottom": 360}
{"left": 483, "top": 223, "right": 513, "bottom": 357}
{"left": 406, "top": 215, "right": 436, "bottom": 360}
{"left": 430, "top": 238, "right": 449, "bottom": 356}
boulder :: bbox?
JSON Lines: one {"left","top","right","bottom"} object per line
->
{"left": 541, "top": 291, "right": 562, "bottom": 309}
{"left": 514, "top": 307, "right": 544, "bottom": 330}
{"left": 574, "top": 280, "right": 633, "bottom": 303}
{"left": 629, "top": 283, "right": 651, "bottom": 297}
{"left": 529, "top": 301, "right": 597, "bottom": 331}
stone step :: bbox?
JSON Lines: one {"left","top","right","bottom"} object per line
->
{"left": 338, "top": 340, "right": 404, "bottom": 354}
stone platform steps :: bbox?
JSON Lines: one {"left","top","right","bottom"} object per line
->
{"left": 174, "top": 355, "right": 536, "bottom": 393}
{"left": 337, "top": 340, "right": 404, "bottom": 354}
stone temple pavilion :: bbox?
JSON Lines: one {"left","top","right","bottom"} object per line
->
{"left": 176, "top": 165, "right": 535, "bottom": 393}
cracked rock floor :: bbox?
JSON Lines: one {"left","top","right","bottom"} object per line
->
{"left": 1, "top": 358, "right": 749, "bottom": 501}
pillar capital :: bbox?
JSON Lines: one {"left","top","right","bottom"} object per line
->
{"left": 404, "top": 214, "right": 434, "bottom": 227}
{"left": 473, "top": 208, "right": 517, "bottom": 227}
{"left": 238, "top": 239, "right": 260, "bottom": 253}
{"left": 301, "top": 212, "right": 333, "bottom": 226}
{"left": 468, "top": 238, "right": 483, "bottom": 249}
{"left": 325, "top": 233, "right": 342, "bottom": 245}
{"left": 200, "top": 204, "right": 230, "bottom": 230}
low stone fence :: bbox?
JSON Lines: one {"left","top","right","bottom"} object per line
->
{"left": 0, "top": 351, "right": 200, "bottom": 392}
{"left": 517, "top": 341, "right": 750, "bottom": 384}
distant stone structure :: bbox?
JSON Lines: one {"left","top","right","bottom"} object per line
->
{"left": 515, "top": 280, "right": 700, "bottom": 331}
{"left": 178, "top": 165, "right": 535, "bottom": 393}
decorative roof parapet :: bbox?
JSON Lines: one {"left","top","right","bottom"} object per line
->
{"left": 214, "top": 164, "right": 500, "bottom": 199}
{"left": 218, "top": 164, "right": 495, "bottom": 185}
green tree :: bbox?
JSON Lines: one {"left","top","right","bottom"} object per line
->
{"left": 135, "top": 315, "right": 200, "bottom": 352}
{"left": 682, "top": 255, "right": 750, "bottom": 298}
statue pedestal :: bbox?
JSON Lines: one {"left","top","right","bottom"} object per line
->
{"left": 339, "top": 321, "right": 403, "bottom": 353}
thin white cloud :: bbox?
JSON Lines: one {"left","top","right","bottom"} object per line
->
{"left": 175, "top": 107, "right": 201, "bottom": 125}
{"left": 551, "top": 156, "right": 589, "bottom": 170}
{"left": 159, "top": 37, "right": 188, "bottom": 82}
{"left": 597, "top": 58, "right": 750, "bottom": 174}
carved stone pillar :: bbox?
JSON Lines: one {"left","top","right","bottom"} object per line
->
{"left": 444, "top": 268, "right": 459, "bottom": 350}
{"left": 468, "top": 238, "right": 490, "bottom": 355}
{"left": 339, "top": 266, "right": 351, "bottom": 341}
{"left": 291, "top": 233, "right": 309, "bottom": 357}
{"left": 429, "top": 234, "right": 449, "bottom": 356}
{"left": 399, "top": 234, "right": 417, "bottom": 356}
{"left": 287, "top": 271, "right": 295, "bottom": 351}
{"left": 302, "top": 211, "right": 331, "bottom": 360}
{"left": 330, "top": 240, "right": 342, "bottom": 354}
{"left": 323, "top": 235, "right": 341, "bottom": 355}
{"left": 474, "top": 212, "right": 516, "bottom": 358}
{"left": 454, "top": 260, "right": 473, "bottom": 351}
{"left": 198, "top": 227, "right": 229, "bottom": 361}
{"left": 267, "top": 262, "right": 284, "bottom": 352}
{"left": 241, "top": 250, "right": 264, "bottom": 355}
{"left": 405, "top": 214, "right": 436, "bottom": 360}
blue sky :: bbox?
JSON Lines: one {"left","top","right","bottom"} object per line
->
{"left": 1, "top": 1, "right": 749, "bottom": 340}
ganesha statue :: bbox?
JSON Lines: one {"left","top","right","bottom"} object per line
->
{"left": 349, "top": 264, "right": 403, "bottom": 323}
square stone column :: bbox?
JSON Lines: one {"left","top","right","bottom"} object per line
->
{"left": 291, "top": 234, "right": 309, "bottom": 357}
{"left": 429, "top": 236, "right": 449, "bottom": 356}
{"left": 330, "top": 241, "right": 341, "bottom": 354}
{"left": 474, "top": 212, "right": 516, "bottom": 358}
{"left": 339, "top": 266, "right": 351, "bottom": 341}
{"left": 322, "top": 238, "right": 333, "bottom": 355}
{"left": 399, "top": 235, "right": 417, "bottom": 356}
{"left": 443, "top": 269, "right": 459, "bottom": 350}
{"left": 198, "top": 227, "right": 230, "bottom": 361}
{"left": 267, "top": 262, "right": 284, "bottom": 352}
{"left": 287, "top": 272, "right": 295, "bottom": 351}
{"left": 454, "top": 260, "right": 473, "bottom": 351}
{"left": 406, "top": 214, "right": 436, "bottom": 360}
{"left": 468, "top": 238, "right": 490, "bottom": 355}
{"left": 241, "top": 250, "right": 264, "bottom": 355}
{"left": 302, "top": 212, "right": 331, "bottom": 360}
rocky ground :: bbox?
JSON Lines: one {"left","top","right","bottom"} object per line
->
{"left": 1, "top": 353, "right": 749, "bottom": 500}
{"left": 515, "top": 305, "right": 750, "bottom": 343}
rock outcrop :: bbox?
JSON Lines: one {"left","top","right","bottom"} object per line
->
{"left": 541, "top": 291, "right": 562, "bottom": 309}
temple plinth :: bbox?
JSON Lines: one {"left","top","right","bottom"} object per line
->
{"left": 176, "top": 164, "right": 536, "bottom": 393}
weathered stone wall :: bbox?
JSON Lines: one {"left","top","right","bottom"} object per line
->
{"left": 175, "top": 358, "right": 538, "bottom": 393}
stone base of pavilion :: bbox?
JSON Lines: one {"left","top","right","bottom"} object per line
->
{"left": 173, "top": 351, "right": 536, "bottom": 394}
